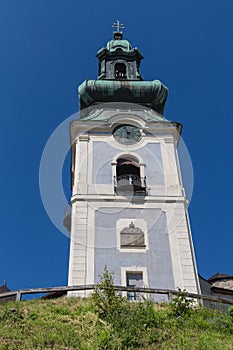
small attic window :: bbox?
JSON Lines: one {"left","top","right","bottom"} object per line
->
{"left": 115, "top": 63, "right": 127, "bottom": 79}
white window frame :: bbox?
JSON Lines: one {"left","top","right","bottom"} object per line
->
{"left": 121, "top": 266, "right": 148, "bottom": 287}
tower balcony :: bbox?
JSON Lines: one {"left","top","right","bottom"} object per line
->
{"left": 114, "top": 174, "right": 147, "bottom": 195}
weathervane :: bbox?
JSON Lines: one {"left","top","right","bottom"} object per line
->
{"left": 112, "top": 20, "right": 125, "bottom": 32}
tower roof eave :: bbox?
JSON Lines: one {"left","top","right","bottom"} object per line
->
{"left": 78, "top": 79, "right": 168, "bottom": 114}
{"left": 96, "top": 47, "right": 143, "bottom": 61}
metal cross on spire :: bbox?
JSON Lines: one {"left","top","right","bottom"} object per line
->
{"left": 112, "top": 20, "right": 125, "bottom": 32}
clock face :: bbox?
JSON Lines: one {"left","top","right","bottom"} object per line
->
{"left": 113, "top": 124, "right": 142, "bottom": 145}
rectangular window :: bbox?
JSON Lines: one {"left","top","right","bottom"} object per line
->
{"left": 126, "top": 272, "right": 143, "bottom": 301}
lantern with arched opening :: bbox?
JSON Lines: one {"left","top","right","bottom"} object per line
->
{"left": 114, "top": 63, "right": 127, "bottom": 80}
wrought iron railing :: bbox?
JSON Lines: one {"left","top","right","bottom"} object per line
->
{"left": 114, "top": 175, "right": 146, "bottom": 189}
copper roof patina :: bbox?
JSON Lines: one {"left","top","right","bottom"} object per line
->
{"left": 78, "top": 79, "right": 168, "bottom": 114}
{"left": 78, "top": 27, "right": 168, "bottom": 116}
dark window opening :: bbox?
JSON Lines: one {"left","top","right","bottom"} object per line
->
{"left": 114, "top": 157, "right": 146, "bottom": 195}
{"left": 117, "top": 157, "right": 140, "bottom": 177}
{"left": 115, "top": 63, "right": 127, "bottom": 80}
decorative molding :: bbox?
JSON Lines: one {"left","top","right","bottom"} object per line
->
{"left": 121, "top": 266, "right": 148, "bottom": 288}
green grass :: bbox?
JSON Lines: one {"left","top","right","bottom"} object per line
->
{"left": 0, "top": 297, "right": 233, "bottom": 350}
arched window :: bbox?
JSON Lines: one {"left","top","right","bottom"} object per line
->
{"left": 117, "top": 157, "right": 140, "bottom": 177}
{"left": 115, "top": 63, "right": 127, "bottom": 80}
{"left": 114, "top": 155, "right": 146, "bottom": 195}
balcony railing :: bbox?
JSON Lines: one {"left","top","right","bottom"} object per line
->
{"left": 114, "top": 174, "right": 147, "bottom": 195}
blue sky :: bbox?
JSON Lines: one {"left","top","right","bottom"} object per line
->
{"left": 0, "top": 0, "right": 232, "bottom": 291}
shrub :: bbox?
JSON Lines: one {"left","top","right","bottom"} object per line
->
{"left": 92, "top": 266, "right": 157, "bottom": 349}
{"left": 228, "top": 305, "right": 233, "bottom": 320}
{"left": 171, "top": 288, "right": 194, "bottom": 317}
{"left": 91, "top": 266, "right": 124, "bottom": 321}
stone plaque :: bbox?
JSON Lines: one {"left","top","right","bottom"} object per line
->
{"left": 120, "top": 222, "right": 146, "bottom": 248}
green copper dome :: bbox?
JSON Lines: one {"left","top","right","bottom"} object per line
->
{"left": 78, "top": 79, "right": 168, "bottom": 114}
{"left": 106, "top": 39, "right": 132, "bottom": 52}
{"left": 79, "top": 29, "right": 169, "bottom": 115}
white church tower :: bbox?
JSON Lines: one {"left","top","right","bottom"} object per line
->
{"left": 67, "top": 24, "right": 200, "bottom": 298}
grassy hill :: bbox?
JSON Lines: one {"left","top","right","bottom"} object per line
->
{"left": 0, "top": 294, "right": 233, "bottom": 350}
